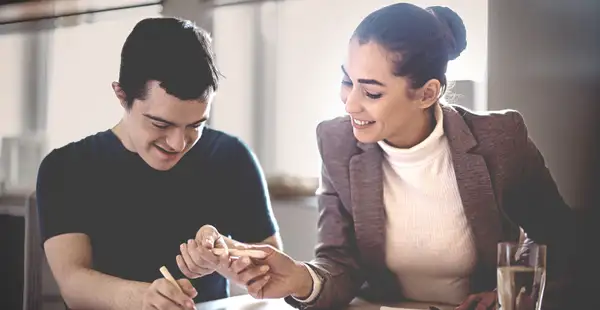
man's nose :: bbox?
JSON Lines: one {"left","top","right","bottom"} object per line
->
{"left": 166, "top": 129, "right": 186, "bottom": 152}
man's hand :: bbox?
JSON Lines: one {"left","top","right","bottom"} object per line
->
{"left": 220, "top": 244, "right": 314, "bottom": 300}
{"left": 176, "top": 225, "right": 229, "bottom": 279}
{"left": 456, "top": 291, "right": 496, "bottom": 310}
{"left": 142, "top": 278, "right": 197, "bottom": 310}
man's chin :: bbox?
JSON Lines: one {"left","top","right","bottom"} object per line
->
{"left": 149, "top": 161, "right": 176, "bottom": 171}
{"left": 141, "top": 154, "right": 181, "bottom": 171}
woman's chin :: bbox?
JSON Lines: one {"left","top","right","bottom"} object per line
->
{"left": 352, "top": 130, "right": 380, "bottom": 144}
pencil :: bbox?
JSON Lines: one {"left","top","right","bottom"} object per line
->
{"left": 159, "top": 266, "right": 183, "bottom": 293}
{"left": 212, "top": 248, "right": 267, "bottom": 259}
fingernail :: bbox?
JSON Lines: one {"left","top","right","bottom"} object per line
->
{"left": 180, "top": 243, "right": 186, "bottom": 250}
{"left": 260, "top": 265, "right": 270, "bottom": 272}
{"left": 186, "top": 301, "right": 194, "bottom": 309}
{"left": 188, "top": 239, "right": 194, "bottom": 245}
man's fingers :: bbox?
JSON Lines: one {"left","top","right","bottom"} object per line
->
{"left": 188, "top": 239, "right": 220, "bottom": 266}
{"left": 214, "top": 235, "right": 228, "bottom": 252}
{"left": 176, "top": 255, "right": 208, "bottom": 279}
{"left": 176, "top": 278, "right": 198, "bottom": 298}
{"left": 152, "top": 279, "right": 195, "bottom": 310}
{"left": 196, "top": 225, "right": 219, "bottom": 246}
{"left": 217, "top": 250, "right": 232, "bottom": 270}
{"left": 148, "top": 293, "right": 181, "bottom": 310}
{"left": 199, "top": 227, "right": 220, "bottom": 250}
{"left": 176, "top": 255, "right": 195, "bottom": 279}
{"left": 181, "top": 242, "right": 214, "bottom": 274}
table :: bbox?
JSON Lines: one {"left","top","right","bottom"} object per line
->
{"left": 196, "top": 294, "right": 455, "bottom": 310}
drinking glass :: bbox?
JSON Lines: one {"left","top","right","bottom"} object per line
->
{"left": 497, "top": 242, "right": 547, "bottom": 310}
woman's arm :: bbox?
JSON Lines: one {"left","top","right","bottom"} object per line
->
{"left": 507, "top": 111, "right": 576, "bottom": 309}
{"left": 285, "top": 123, "right": 366, "bottom": 309}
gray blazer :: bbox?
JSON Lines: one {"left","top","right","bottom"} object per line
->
{"left": 287, "top": 104, "right": 575, "bottom": 310}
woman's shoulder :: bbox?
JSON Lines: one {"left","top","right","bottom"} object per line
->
{"left": 316, "top": 115, "right": 353, "bottom": 138}
{"left": 315, "top": 115, "right": 359, "bottom": 160}
{"left": 448, "top": 104, "right": 527, "bottom": 139}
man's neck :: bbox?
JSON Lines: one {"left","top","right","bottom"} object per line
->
{"left": 111, "top": 122, "right": 137, "bottom": 153}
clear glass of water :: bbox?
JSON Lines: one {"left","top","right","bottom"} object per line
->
{"left": 497, "top": 242, "right": 547, "bottom": 310}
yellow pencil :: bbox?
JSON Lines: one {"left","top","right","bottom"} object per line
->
{"left": 159, "top": 266, "right": 183, "bottom": 293}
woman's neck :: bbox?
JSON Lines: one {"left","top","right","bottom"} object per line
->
{"left": 384, "top": 104, "right": 437, "bottom": 149}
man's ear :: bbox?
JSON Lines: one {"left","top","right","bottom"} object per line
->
{"left": 417, "top": 79, "right": 441, "bottom": 109}
{"left": 112, "top": 82, "right": 128, "bottom": 109}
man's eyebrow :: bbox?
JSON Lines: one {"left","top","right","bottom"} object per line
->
{"left": 143, "top": 114, "right": 207, "bottom": 126}
{"left": 341, "top": 65, "right": 386, "bottom": 87}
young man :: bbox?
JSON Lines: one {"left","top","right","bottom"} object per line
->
{"left": 36, "top": 17, "right": 281, "bottom": 310}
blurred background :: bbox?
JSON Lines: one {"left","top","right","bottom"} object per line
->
{"left": 0, "top": 0, "right": 598, "bottom": 309}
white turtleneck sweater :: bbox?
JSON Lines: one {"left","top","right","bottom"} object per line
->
{"left": 297, "top": 104, "right": 477, "bottom": 305}
{"left": 377, "top": 104, "right": 476, "bottom": 305}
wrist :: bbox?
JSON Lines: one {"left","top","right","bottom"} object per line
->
{"left": 291, "top": 262, "right": 313, "bottom": 299}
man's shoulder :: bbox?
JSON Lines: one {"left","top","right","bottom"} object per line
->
{"left": 39, "top": 130, "right": 115, "bottom": 172}
{"left": 192, "top": 127, "right": 251, "bottom": 158}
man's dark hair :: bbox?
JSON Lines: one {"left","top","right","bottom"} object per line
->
{"left": 118, "top": 17, "right": 222, "bottom": 108}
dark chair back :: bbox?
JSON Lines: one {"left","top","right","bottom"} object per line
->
{"left": 23, "top": 191, "right": 64, "bottom": 310}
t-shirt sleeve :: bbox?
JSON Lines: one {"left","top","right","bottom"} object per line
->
{"left": 36, "top": 149, "right": 91, "bottom": 244}
{"left": 224, "top": 138, "right": 279, "bottom": 244}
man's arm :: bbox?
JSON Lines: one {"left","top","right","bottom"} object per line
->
{"left": 223, "top": 137, "right": 281, "bottom": 246}
{"left": 44, "top": 233, "right": 149, "bottom": 310}
{"left": 38, "top": 150, "right": 196, "bottom": 310}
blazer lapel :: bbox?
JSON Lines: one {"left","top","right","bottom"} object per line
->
{"left": 349, "top": 142, "right": 387, "bottom": 270}
{"left": 442, "top": 105, "right": 503, "bottom": 272}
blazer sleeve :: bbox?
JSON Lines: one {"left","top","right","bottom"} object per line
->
{"left": 508, "top": 111, "right": 576, "bottom": 309}
{"left": 285, "top": 122, "right": 365, "bottom": 310}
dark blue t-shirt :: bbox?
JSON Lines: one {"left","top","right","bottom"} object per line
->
{"left": 36, "top": 127, "right": 278, "bottom": 303}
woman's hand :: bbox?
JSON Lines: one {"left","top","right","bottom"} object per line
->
{"left": 219, "top": 244, "right": 314, "bottom": 300}
{"left": 456, "top": 291, "right": 496, "bottom": 310}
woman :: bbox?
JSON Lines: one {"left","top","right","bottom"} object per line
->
{"left": 179, "top": 3, "right": 574, "bottom": 309}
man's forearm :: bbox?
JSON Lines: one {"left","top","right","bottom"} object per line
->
{"left": 63, "top": 267, "right": 149, "bottom": 310}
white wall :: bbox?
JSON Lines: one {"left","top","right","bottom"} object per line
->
{"left": 46, "top": 7, "right": 161, "bottom": 150}
{"left": 0, "top": 32, "right": 27, "bottom": 140}
{"left": 211, "top": 0, "right": 488, "bottom": 178}
{"left": 1, "top": 0, "right": 488, "bottom": 178}
{"left": 1, "top": 8, "right": 161, "bottom": 153}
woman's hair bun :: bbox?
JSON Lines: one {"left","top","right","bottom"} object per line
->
{"left": 427, "top": 6, "right": 467, "bottom": 60}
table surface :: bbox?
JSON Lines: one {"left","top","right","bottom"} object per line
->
{"left": 196, "top": 294, "right": 455, "bottom": 310}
